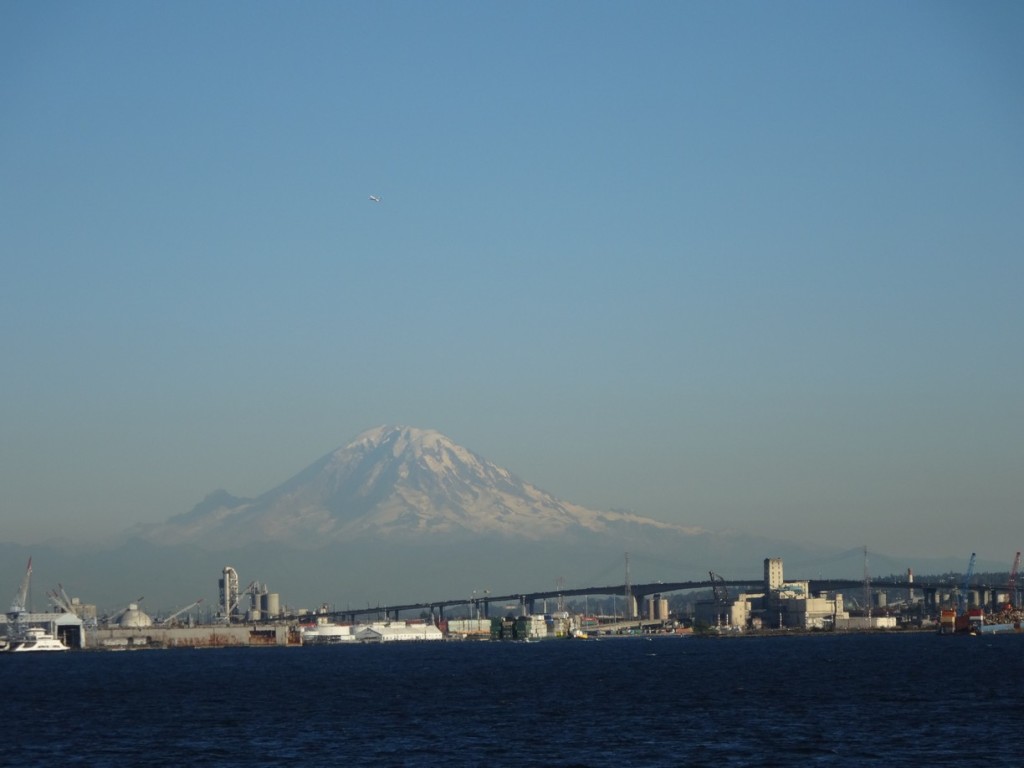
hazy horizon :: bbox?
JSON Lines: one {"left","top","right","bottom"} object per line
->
{"left": 3, "top": 3, "right": 1021, "bottom": 570}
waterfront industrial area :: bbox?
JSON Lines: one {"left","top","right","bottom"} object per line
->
{"left": 3, "top": 550, "right": 1022, "bottom": 652}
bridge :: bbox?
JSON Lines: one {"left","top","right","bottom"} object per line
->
{"left": 303, "top": 580, "right": 752, "bottom": 624}
{"left": 298, "top": 575, "right": 1010, "bottom": 626}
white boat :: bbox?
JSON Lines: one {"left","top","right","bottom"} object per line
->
{"left": 7, "top": 626, "right": 69, "bottom": 652}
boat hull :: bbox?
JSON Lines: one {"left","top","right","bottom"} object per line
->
{"left": 5, "top": 628, "right": 69, "bottom": 652}
{"left": 977, "top": 623, "right": 1020, "bottom": 635}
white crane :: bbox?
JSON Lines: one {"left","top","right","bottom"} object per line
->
{"left": 46, "top": 583, "right": 76, "bottom": 614}
{"left": 104, "top": 597, "right": 145, "bottom": 626}
{"left": 7, "top": 558, "right": 32, "bottom": 618}
{"left": 6, "top": 558, "right": 39, "bottom": 643}
{"left": 159, "top": 598, "right": 204, "bottom": 626}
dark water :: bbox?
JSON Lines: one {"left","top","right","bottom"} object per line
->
{"left": 3, "top": 632, "right": 1022, "bottom": 767}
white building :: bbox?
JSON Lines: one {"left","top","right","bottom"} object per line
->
{"left": 302, "top": 621, "right": 357, "bottom": 644}
{"left": 355, "top": 622, "right": 443, "bottom": 643}
{"left": 783, "top": 593, "right": 847, "bottom": 629}
{"left": 697, "top": 559, "right": 849, "bottom": 631}
{"left": 765, "top": 558, "right": 785, "bottom": 591}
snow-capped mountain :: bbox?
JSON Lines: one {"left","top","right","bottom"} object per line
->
{"left": 41, "top": 426, "right": 921, "bottom": 611}
{"left": 143, "top": 426, "right": 704, "bottom": 550}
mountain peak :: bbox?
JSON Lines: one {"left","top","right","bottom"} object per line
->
{"left": 347, "top": 425, "right": 475, "bottom": 468}
{"left": 355, "top": 425, "right": 444, "bottom": 451}
{"left": 143, "top": 426, "right": 702, "bottom": 550}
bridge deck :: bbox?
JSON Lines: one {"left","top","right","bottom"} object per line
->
{"left": 310, "top": 577, "right": 950, "bottom": 623}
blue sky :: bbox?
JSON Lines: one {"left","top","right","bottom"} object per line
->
{"left": 2, "top": 2, "right": 1021, "bottom": 565}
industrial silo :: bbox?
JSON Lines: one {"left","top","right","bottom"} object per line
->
{"left": 261, "top": 593, "right": 280, "bottom": 618}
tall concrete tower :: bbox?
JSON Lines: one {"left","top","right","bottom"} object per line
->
{"left": 764, "top": 558, "right": 784, "bottom": 591}
{"left": 219, "top": 566, "right": 239, "bottom": 620}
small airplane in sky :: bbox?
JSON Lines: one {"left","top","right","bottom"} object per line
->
{"left": 369, "top": 195, "right": 381, "bottom": 203}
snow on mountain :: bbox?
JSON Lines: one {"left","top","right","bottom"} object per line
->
{"left": 142, "top": 426, "right": 704, "bottom": 550}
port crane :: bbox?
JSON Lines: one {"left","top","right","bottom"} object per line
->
{"left": 7, "top": 558, "right": 32, "bottom": 618}
{"left": 709, "top": 571, "right": 730, "bottom": 604}
{"left": 709, "top": 571, "right": 731, "bottom": 627}
{"left": 1008, "top": 552, "right": 1021, "bottom": 609}
{"left": 46, "top": 583, "right": 76, "bottom": 614}
{"left": 957, "top": 553, "right": 976, "bottom": 616}
{"left": 5, "top": 559, "right": 38, "bottom": 642}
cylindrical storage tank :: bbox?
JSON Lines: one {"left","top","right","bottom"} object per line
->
{"left": 264, "top": 593, "right": 280, "bottom": 617}
{"left": 247, "top": 609, "right": 261, "bottom": 622}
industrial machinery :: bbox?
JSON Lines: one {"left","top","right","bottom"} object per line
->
{"left": 708, "top": 571, "right": 731, "bottom": 627}
{"left": 46, "top": 584, "right": 76, "bottom": 615}
{"left": 1008, "top": 552, "right": 1021, "bottom": 610}
{"left": 8, "top": 558, "right": 32, "bottom": 617}
{"left": 709, "top": 571, "right": 730, "bottom": 605}
{"left": 941, "top": 553, "right": 979, "bottom": 634}
{"left": 957, "top": 552, "right": 976, "bottom": 616}
{"left": 102, "top": 597, "right": 146, "bottom": 626}
{"left": 219, "top": 566, "right": 240, "bottom": 620}
{"left": 158, "top": 598, "right": 203, "bottom": 626}
{"left": 5, "top": 558, "right": 33, "bottom": 641}
{"left": 937, "top": 557, "right": 978, "bottom": 634}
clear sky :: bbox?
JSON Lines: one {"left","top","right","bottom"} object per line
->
{"left": 2, "top": 2, "right": 1021, "bottom": 566}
